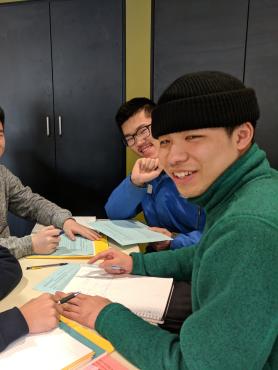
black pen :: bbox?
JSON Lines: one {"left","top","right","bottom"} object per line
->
{"left": 58, "top": 292, "right": 80, "bottom": 304}
{"left": 26, "top": 262, "right": 68, "bottom": 270}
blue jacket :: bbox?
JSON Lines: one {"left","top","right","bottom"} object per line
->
{"left": 105, "top": 174, "right": 205, "bottom": 249}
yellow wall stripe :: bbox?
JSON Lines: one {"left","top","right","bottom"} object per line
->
{"left": 125, "top": 0, "right": 152, "bottom": 174}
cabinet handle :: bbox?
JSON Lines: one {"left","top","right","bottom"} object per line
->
{"left": 58, "top": 115, "right": 62, "bottom": 136}
{"left": 46, "top": 116, "right": 50, "bottom": 136}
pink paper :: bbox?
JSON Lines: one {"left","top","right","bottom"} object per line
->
{"left": 83, "top": 353, "right": 129, "bottom": 370}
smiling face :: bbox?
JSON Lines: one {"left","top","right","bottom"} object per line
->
{"left": 121, "top": 109, "right": 159, "bottom": 158}
{"left": 158, "top": 124, "right": 253, "bottom": 198}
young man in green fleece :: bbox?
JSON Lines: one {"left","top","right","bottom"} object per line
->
{"left": 56, "top": 71, "right": 278, "bottom": 370}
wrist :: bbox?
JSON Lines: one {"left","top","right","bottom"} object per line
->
{"left": 130, "top": 176, "right": 145, "bottom": 188}
{"left": 63, "top": 218, "right": 76, "bottom": 227}
{"left": 31, "top": 234, "right": 37, "bottom": 250}
{"left": 19, "top": 306, "right": 31, "bottom": 332}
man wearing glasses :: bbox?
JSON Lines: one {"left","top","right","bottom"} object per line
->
{"left": 105, "top": 97, "right": 205, "bottom": 252}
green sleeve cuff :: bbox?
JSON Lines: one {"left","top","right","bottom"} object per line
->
{"left": 95, "top": 302, "right": 131, "bottom": 334}
{"left": 130, "top": 251, "right": 146, "bottom": 275}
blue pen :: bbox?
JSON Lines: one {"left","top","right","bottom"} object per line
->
{"left": 59, "top": 230, "right": 64, "bottom": 236}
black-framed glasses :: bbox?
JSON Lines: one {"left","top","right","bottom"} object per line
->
{"left": 123, "top": 124, "right": 152, "bottom": 147}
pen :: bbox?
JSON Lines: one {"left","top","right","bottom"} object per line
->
{"left": 26, "top": 262, "right": 68, "bottom": 270}
{"left": 58, "top": 292, "right": 80, "bottom": 304}
{"left": 111, "top": 265, "right": 124, "bottom": 271}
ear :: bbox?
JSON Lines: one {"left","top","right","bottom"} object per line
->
{"left": 233, "top": 122, "right": 254, "bottom": 151}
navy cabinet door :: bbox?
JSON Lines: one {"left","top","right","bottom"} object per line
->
{"left": 245, "top": 0, "right": 278, "bottom": 169}
{"left": 0, "top": 1, "right": 55, "bottom": 236}
{"left": 152, "top": 0, "right": 249, "bottom": 100}
{"left": 0, "top": 0, "right": 125, "bottom": 237}
{"left": 51, "top": 0, "right": 125, "bottom": 216}
{"left": 0, "top": 1, "right": 55, "bottom": 197}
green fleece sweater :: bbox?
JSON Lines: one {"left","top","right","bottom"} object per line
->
{"left": 96, "top": 144, "right": 278, "bottom": 370}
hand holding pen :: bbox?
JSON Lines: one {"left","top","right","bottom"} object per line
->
{"left": 88, "top": 248, "right": 133, "bottom": 274}
{"left": 55, "top": 291, "right": 111, "bottom": 329}
{"left": 55, "top": 292, "right": 82, "bottom": 318}
{"left": 57, "top": 291, "right": 80, "bottom": 304}
{"left": 31, "top": 225, "right": 62, "bottom": 255}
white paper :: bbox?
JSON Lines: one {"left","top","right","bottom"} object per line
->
{"left": 0, "top": 327, "right": 92, "bottom": 370}
{"left": 64, "top": 265, "right": 173, "bottom": 323}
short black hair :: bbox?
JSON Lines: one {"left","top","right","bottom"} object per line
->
{"left": 115, "top": 97, "right": 156, "bottom": 128}
{"left": 0, "top": 106, "right": 5, "bottom": 127}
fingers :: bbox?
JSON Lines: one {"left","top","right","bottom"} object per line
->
{"left": 39, "top": 227, "right": 61, "bottom": 237}
{"left": 61, "top": 310, "right": 79, "bottom": 322}
{"left": 88, "top": 249, "right": 115, "bottom": 264}
{"left": 78, "top": 228, "right": 101, "bottom": 241}
{"left": 35, "top": 242, "right": 58, "bottom": 255}
{"left": 148, "top": 227, "right": 172, "bottom": 237}
{"left": 89, "top": 230, "right": 101, "bottom": 240}
{"left": 100, "top": 262, "right": 125, "bottom": 274}
{"left": 139, "top": 158, "right": 159, "bottom": 172}
{"left": 46, "top": 243, "right": 58, "bottom": 253}
{"left": 54, "top": 291, "right": 65, "bottom": 301}
{"left": 62, "top": 301, "right": 81, "bottom": 313}
{"left": 63, "top": 220, "right": 101, "bottom": 241}
{"left": 151, "top": 240, "right": 170, "bottom": 251}
{"left": 80, "top": 227, "right": 101, "bottom": 239}
{"left": 35, "top": 227, "right": 60, "bottom": 241}
{"left": 148, "top": 226, "right": 162, "bottom": 232}
{"left": 53, "top": 306, "right": 60, "bottom": 321}
{"left": 64, "top": 229, "right": 76, "bottom": 241}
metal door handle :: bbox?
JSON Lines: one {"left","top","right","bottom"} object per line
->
{"left": 46, "top": 116, "right": 50, "bottom": 136}
{"left": 58, "top": 115, "right": 62, "bottom": 136}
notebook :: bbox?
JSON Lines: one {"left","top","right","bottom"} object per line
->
{"left": 63, "top": 265, "right": 173, "bottom": 324}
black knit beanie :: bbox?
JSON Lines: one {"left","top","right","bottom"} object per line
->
{"left": 152, "top": 71, "right": 260, "bottom": 138}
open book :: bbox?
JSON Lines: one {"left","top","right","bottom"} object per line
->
{"left": 63, "top": 265, "right": 173, "bottom": 324}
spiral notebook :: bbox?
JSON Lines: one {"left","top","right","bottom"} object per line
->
{"left": 63, "top": 266, "right": 173, "bottom": 324}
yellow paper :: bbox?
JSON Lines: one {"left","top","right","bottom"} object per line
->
{"left": 62, "top": 351, "right": 95, "bottom": 370}
{"left": 94, "top": 237, "right": 109, "bottom": 254}
{"left": 60, "top": 316, "right": 114, "bottom": 353}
